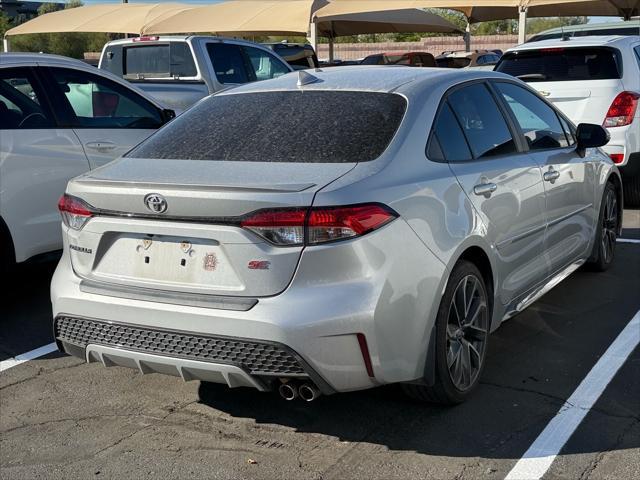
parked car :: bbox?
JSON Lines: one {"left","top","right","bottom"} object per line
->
{"left": 0, "top": 53, "right": 175, "bottom": 270}
{"left": 361, "top": 51, "right": 436, "bottom": 67}
{"left": 263, "top": 42, "right": 318, "bottom": 70}
{"left": 435, "top": 50, "right": 501, "bottom": 69}
{"left": 528, "top": 19, "right": 640, "bottom": 43}
{"left": 495, "top": 35, "right": 640, "bottom": 205}
{"left": 99, "top": 36, "right": 294, "bottom": 113}
{"left": 52, "top": 66, "right": 621, "bottom": 405}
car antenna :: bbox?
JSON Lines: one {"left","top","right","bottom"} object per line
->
{"left": 297, "top": 70, "right": 320, "bottom": 87}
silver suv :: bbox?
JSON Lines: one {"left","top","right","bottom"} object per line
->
{"left": 51, "top": 67, "right": 620, "bottom": 404}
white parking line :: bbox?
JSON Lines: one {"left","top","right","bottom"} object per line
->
{"left": 0, "top": 342, "right": 58, "bottom": 372}
{"left": 617, "top": 238, "right": 640, "bottom": 244}
{"left": 505, "top": 310, "right": 640, "bottom": 480}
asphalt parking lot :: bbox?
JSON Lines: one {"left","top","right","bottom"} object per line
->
{"left": 1, "top": 209, "right": 638, "bottom": 480}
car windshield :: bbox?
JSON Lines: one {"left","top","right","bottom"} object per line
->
{"left": 126, "top": 90, "right": 407, "bottom": 163}
{"left": 496, "top": 47, "right": 621, "bottom": 82}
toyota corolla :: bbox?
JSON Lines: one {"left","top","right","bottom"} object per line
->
{"left": 51, "top": 67, "right": 621, "bottom": 404}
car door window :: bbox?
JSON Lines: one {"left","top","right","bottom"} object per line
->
{"left": 0, "top": 68, "right": 54, "bottom": 129}
{"left": 49, "top": 67, "right": 163, "bottom": 129}
{"left": 447, "top": 83, "right": 518, "bottom": 159}
{"left": 495, "top": 82, "right": 571, "bottom": 150}
{"left": 242, "top": 46, "right": 290, "bottom": 81}
{"left": 634, "top": 46, "right": 640, "bottom": 69}
{"left": 427, "top": 102, "right": 472, "bottom": 162}
{"left": 207, "top": 43, "right": 251, "bottom": 84}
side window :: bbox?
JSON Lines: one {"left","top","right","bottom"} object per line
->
{"left": 495, "top": 82, "right": 570, "bottom": 150}
{"left": 207, "top": 43, "right": 250, "bottom": 84}
{"left": 634, "top": 46, "right": 640, "bottom": 69}
{"left": 558, "top": 115, "right": 576, "bottom": 146}
{"left": 0, "top": 68, "right": 54, "bottom": 129}
{"left": 427, "top": 102, "right": 472, "bottom": 162}
{"left": 49, "top": 68, "right": 163, "bottom": 129}
{"left": 242, "top": 46, "right": 290, "bottom": 81}
{"left": 447, "top": 83, "right": 518, "bottom": 159}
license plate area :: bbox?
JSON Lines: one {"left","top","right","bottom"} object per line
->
{"left": 92, "top": 233, "right": 242, "bottom": 291}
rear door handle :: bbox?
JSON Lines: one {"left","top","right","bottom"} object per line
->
{"left": 473, "top": 182, "right": 498, "bottom": 197}
{"left": 85, "top": 141, "right": 116, "bottom": 152}
{"left": 543, "top": 168, "right": 560, "bottom": 183}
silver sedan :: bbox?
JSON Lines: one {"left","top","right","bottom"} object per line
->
{"left": 51, "top": 66, "right": 621, "bottom": 404}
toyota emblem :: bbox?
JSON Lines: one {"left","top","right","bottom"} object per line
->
{"left": 144, "top": 193, "right": 167, "bottom": 214}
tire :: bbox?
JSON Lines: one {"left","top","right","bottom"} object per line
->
{"left": 0, "top": 218, "right": 16, "bottom": 275}
{"left": 622, "top": 176, "right": 639, "bottom": 207}
{"left": 403, "top": 260, "right": 490, "bottom": 405}
{"left": 587, "top": 182, "right": 619, "bottom": 272}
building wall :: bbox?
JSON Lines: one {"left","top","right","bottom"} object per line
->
{"left": 316, "top": 35, "right": 520, "bottom": 61}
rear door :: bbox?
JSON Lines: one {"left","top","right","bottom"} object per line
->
{"left": 430, "top": 81, "right": 548, "bottom": 305}
{"left": 0, "top": 66, "right": 88, "bottom": 262}
{"left": 41, "top": 66, "right": 165, "bottom": 169}
{"left": 495, "top": 47, "right": 624, "bottom": 124}
{"left": 492, "top": 81, "right": 596, "bottom": 273}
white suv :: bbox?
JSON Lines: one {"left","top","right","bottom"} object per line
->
{"left": 0, "top": 53, "right": 174, "bottom": 269}
{"left": 496, "top": 36, "right": 640, "bottom": 205}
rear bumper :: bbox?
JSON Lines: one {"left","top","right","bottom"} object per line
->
{"left": 602, "top": 119, "right": 639, "bottom": 171}
{"left": 51, "top": 219, "right": 447, "bottom": 393}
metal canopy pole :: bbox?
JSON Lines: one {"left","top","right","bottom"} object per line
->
{"left": 464, "top": 20, "right": 471, "bottom": 52}
{"left": 308, "top": 19, "right": 318, "bottom": 56}
{"left": 518, "top": 6, "right": 527, "bottom": 44}
{"left": 3, "top": 37, "right": 9, "bottom": 53}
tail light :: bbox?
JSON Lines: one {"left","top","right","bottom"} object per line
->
{"left": 603, "top": 91, "right": 639, "bottom": 128}
{"left": 241, "top": 204, "right": 398, "bottom": 246}
{"left": 58, "top": 194, "right": 94, "bottom": 230}
{"left": 609, "top": 153, "right": 624, "bottom": 164}
{"left": 132, "top": 36, "right": 159, "bottom": 42}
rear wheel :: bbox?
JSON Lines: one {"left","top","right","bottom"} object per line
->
{"left": 587, "top": 182, "right": 619, "bottom": 272}
{"left": 403, "top": 260, "right": 490, "bottom": 405}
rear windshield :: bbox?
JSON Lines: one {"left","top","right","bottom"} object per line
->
{"left": 495, "top": 47, "right": 621, "bottom": 82}
{"left": 126, "top": 91, "right": 407, "bottom": 163}
{"left": 122, "top": 42, "right": 197, "bottom": 79}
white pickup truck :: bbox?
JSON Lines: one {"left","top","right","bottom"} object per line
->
{"left": 99, "top": 36, "right": 293, "bottom": 113}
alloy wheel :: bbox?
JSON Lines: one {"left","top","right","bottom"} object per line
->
{"left": 446, "top": 275, "right": 488, "bottom": 392}
{"left": 601, "top": 188, "right": 618, "bottom": 264}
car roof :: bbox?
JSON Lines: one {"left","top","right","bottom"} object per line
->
{"left": 0, "top": 52, "right": 95, "bottom": 69}
{"left": 104, "top": 35, "right": 270, "bottom": 49}
{"left": 508, "top": 35, "right": 638, "bottom": 52}
{"left": 221, "top": 65, "right": 514, "bottom": 97}
{"left": 532, "top": 19, "right": 639, "bottom": 36}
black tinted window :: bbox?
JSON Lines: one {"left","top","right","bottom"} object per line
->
{"left": 0, "top": 68, "right": 54, "bottom": 129}
{"left": 428, "top": 102, "right": 472, "bottom": 162}
{"left": 207, "top": 43, "right": 250, "bottom": 84}
{"left": 123, "top": 43, "right": 197, "bottom": 79}
{"left": 495, "top": 82, "right": 570, "bottom": 150}
{"left": 126, "top": 91, "right": 406, "bottom": 163}
{"left": 447, "top": 84, "right": 517, "bottom": 159}
{"left": 496, "top": 47, "right": 621, "bottom": 82}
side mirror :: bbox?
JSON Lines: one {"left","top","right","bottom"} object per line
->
{"left": 161, "top": 108, "right": 176, "bottom": 123}
{"left": 576, "top": 123, "right": 609, "bottom": 150}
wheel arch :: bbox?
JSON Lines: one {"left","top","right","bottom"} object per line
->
{"left": 0, "top": 215, "right": 16, "bottom": 266}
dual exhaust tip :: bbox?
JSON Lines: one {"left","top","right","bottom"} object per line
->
{"left": 278, "top": 381, "right": 320, "bottom": 402}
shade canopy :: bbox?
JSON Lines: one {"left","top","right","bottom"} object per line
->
{"left": 316, "top": 0, "right": 640, "bottom": 23}
{"left": 5, "top": 3, "right": 194, "bottom": 36}
{"left": 316, "top": 7, "right": 463, "bottom": 36}
{"left": 144, "top": 0, "right": 328, "bottom": 36}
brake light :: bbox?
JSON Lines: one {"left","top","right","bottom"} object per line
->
{"left": 609, "top": 153, "right": 624, "bottom": 164}
{"left": 58, "top": 194, "right": 94, "bottom": 230}
{"left": 603, "top": 91, "right": 639, "bottom": 128}
{"left": 240, "top": 204, "right": 398, "bottom": 246}
{"left": 132, "top": 36, "right": 159, "bottom": 42}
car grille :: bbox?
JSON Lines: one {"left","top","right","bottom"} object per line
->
{"left": 54, "top": 316, "right": 306, "bottom": 376}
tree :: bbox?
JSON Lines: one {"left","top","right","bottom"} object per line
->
{"left": 9, "top": 0, "right": 111, "bottom": 58}
{"left": 0, "top": 11, "right": 10, "bottom": 39}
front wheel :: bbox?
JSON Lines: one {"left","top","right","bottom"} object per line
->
{"left": 403, "top": 260, "right": 490, "bottom": 405}
{"left": 587, "top": 182, "right": 619, "bottom": 272}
